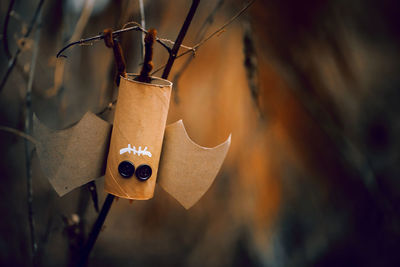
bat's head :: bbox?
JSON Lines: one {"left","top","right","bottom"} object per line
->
{"left": 104, "top": 74, "right": 172, "bottom": 200}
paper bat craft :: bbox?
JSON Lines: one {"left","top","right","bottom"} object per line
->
{"left": 33, "top": 74, "right": 231, "bottom": 209}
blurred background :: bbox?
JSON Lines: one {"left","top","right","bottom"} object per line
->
{"left": 1, "top": 0, "right": 400, "bottom": 266}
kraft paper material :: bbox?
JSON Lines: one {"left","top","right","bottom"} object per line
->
{"left": 158, "top": 120, "right": 231, "bottom": 209}
{"left": 33, "top": 112, "right": 112, "bottom": 196}
{"left": 33, "top": 74, "right": 231, "bottom": 207}
{"left": 104, "top": 74, "right": 172, "bottom": 200}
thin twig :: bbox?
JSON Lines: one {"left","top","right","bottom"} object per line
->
{"left": 47, "top": 0, "right": 95, "bottom": 98}
{"left": 172, "top": 0, "right": 225, "bottom": 102}
{"left": 197, "top": 0, "right": 225, "bottom": 42}
{"left": 139, "top": 0, "right": 146, "bottom": 61}
{"left": 70, "top": 0, "right": 96, "bottom": 42}
{"left": 187, "top": 0, "right": 255, "bottom": 54}
{"left": 0, "top": 0, "right": 45, "bottom": 93}
{"left": 3, "top": 0, "right": 16, "bottom": 59}
{"left": 162, "top": 0, "right": 201, "bottom": 79}
{"left": 78, "top": 194, "right": 115, "bottom": 267}
{"left": 25, "top": 7, "right": 42, "bottom": 261}
{"left": 87, "top": 182, "right": 99, "bottom": 212}
{"left": 152, "top": 0, "right": 255, "bottom": 75}
{"left": 56, "top": 25, "right": 175, "bottom": 58}
{"left": 157, "top": 37, "right": 193, "bottom": 50}
{"left": 0, "top": 126, "right": 37, "bottom": 144}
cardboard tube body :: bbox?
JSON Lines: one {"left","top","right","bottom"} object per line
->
{"left": 105, "top": 74, "right": 172, "bottom": 199}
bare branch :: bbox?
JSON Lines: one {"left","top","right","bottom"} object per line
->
{"left": 0, "top": 126, "right": 37, "bottom": 144}
{"left": 172, "top": 0, "right": 225, "bottom": 102}
{"left": 79, "top": 194, "right": 115, "bottom": 266}
{"left": 47, "top": 0, "right": 95, "bottom": 98}
{"left": 56, "top": 25, "right": 176, "bottom": 58}
{"left": 87, "top": 182, "right": 99, "bottom": 213}
{"left": 139, "top": 0, "right": 146, "bottom": 61}
{"left": 0, "top": 0, "right": 45, "bottom": 93}
{"left": 161, "top": 0, "right": 200, "bottom": 79}
{"left": 152, "top": 0, "right": 255, "bottom": 75}
{"left": 24, "top": 6, "right": 43, "bottom": 260}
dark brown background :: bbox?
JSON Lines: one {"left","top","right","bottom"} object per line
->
{"left": 1, "top": 0, "right": 400, "bottom": 266}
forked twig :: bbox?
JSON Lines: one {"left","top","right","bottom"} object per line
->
{"left": 56, "top": 25, "right": 173, "bottom": 58}
{"left": 152, "top": 0, "right": 255, "bottom": 75}
{"left": 162, "top": 0, "right": 200, "bottom": 79}
{"left": 172, "top": 0, "right": 225, "bottom": 102}
{"left": 96, "top": 0, "right": 254, "bottom": 119}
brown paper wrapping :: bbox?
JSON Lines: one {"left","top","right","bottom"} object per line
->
{"left": 104, "top": 74, "right": 172, "bottom": 199}
{"left": 33, "top": 112, "right": 112, "bottom": 196}
{"left": 158, "top": 120, "right": 231, "bottom": 209}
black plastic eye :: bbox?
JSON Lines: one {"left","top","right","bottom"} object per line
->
{"left": 118, "top": 161, "right": 135, "bottom": 178}
{"left": 135, "top": 165, "right": 152, "bottom": 181}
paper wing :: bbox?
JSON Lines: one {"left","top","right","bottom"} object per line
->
{"left": 33, "top": 112, "right": 112, "bottom": 196}
{"left": 158, "top": 120, "right": 231, "bottom": 209}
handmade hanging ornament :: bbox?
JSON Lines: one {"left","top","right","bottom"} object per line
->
{"left": 34, "top": 28, "right": 231, "bottom": 209}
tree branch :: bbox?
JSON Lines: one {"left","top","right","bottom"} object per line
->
{"left": 56, "top": 25, "right": 174, "bottom": 58}
{"left": 139, "top": 0, "right": 146, "bottom": 61}
{"left": 0, "top": 0, "right": 45, "bottom": 93}
{"left": 0, "top": 126, "right": 37, "bottom": 144}
{"left": 161, "top": 0, "right": 200, "bottom": 79}
{"left": 152, "top": 0, "right": 255, "bottom": 75}
{"left": 78, "top": 194, "right": 115, "bottom": 267}
{"left": 172, "top": 0, "right": 225, "bottom": 102}
{"left": 24, "top": 6, "right": 42, "bottom": 262}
